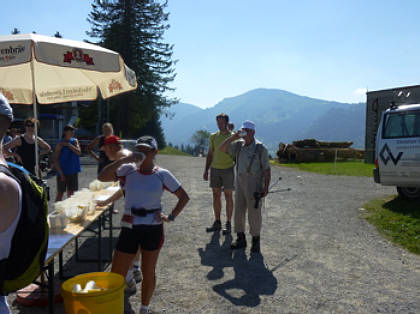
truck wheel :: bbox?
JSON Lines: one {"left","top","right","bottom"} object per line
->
{"left": 396, "top": 187, "right": 420, "bottom": 200}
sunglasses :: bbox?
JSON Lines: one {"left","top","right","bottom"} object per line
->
{"left": 25, "top": 124, "right": 35, "bottom": 127}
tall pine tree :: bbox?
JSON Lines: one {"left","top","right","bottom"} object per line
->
{"left": 86, "top": 0, "right": 176, "bottom": 146}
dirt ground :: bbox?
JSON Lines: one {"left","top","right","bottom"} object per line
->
{"left": 7, "top": 155, "right": 420, "bottom": 313}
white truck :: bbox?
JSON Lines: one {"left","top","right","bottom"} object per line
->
{"left": 374, "top": 103, "right": 420, "bottom": 199}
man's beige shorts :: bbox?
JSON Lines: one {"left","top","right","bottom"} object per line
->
{"left": 210, "top": 167, "right": 234, "bottom": 189}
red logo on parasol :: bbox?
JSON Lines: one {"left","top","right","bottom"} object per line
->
{"left": 108, "top": 80, "right": 122, "bottom": 93}
{"left": 63, "top": 49, "right": 94, "bottom": 65}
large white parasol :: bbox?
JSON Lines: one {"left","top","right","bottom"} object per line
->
{"left": 0, "top": 33, "right": 137, "bottom": 175}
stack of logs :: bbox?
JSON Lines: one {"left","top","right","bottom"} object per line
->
{"left": 277, "top": 139, "right": 364, "bottom": 163}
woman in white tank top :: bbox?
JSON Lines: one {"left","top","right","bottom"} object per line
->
{"left": 98, "top": 135, "right": 190, "bottom": 314}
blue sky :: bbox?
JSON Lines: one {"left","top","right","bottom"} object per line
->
{"left": 2, "top": 0, "right": 420, "bottom": 108}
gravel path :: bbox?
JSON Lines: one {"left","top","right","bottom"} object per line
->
{"left": 8, "top": 155, "right": 420, "bottom": 313}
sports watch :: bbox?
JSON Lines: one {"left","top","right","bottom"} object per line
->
{"left": 168, "top": 213, "right": 175, "bottom": 221}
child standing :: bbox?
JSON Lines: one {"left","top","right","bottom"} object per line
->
{"left": 54, "top": 125, "right": 81, "bottom": 201}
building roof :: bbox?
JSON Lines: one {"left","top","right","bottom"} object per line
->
{"left": 367, "top": 84, "right": 420, "bottom": 95}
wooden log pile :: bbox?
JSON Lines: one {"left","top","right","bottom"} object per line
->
{"left": 277, "top": 139, "right": 364, "bottom": 163}
{"left": 292, "top": 139, "right": 354, "bottom": 148}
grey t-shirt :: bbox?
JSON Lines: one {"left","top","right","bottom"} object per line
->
{"left": 228, "top": 139, "right": 270, "bottom": 176}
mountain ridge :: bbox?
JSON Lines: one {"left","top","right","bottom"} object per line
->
{"left": 161, "top": 88, "right": 366, "bottom": 152}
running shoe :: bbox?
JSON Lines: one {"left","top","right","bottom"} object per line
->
{"left": 125, "top": 278, "right": 137, "bottom": 294}
{"left": 133, "top": 268, "right": 142, "bottom": 283}
{"left": 206, "top": 220, "right": 221, "bottom": 232}
{"left": 222, "top": 221, "right": 231, "bottom": 235}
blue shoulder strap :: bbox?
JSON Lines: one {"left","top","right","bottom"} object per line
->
{"left": 6, "top": 161, "right": 30, "bottom": 175}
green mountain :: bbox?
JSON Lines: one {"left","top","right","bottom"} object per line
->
{"left": 160, "top": 89, "right": 366, "bottom": 152}
{"left": 303, "top": 103, "right": 365, "bottom": 148}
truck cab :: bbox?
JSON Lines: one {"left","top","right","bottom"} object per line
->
{"left": 374, "top": 103, "right": 420, "bottom": 199}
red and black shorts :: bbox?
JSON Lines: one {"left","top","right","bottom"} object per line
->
{"left": 116, "top": 224, "right": 164, "bottom": 253}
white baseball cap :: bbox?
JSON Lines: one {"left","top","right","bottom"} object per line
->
{"left": 0, "top": 93, "right": 13, "bottom": 121}
{"left": 241, "top": 120, "right": 255, "bottom": 131}
{"left": 135, "top": 135, "right": 158, "bottom": 150}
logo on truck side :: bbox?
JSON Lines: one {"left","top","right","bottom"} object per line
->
{"left": 380, "top": 144, "right": 403, "bottom": 165}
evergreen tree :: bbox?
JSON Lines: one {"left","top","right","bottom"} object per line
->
{"left": 191, "top": 130, "right": 210, "bottom": 149}
{"left": 54, "top": 31, "right": 63, "bottom": 38}
{"left": 78, "top": 101, "right": 100, "bottom": 131}
{"left": 185, "top": 144, "right": 193, "bottom": 155}
{"left": 86, "top": 0, "right": 176, "bottom": 141}
{"left": 191, "top": 130, "right": 210, "bottom": 156}
{"left": 138, "top": 110, "right": 166, "bottom": 148}
{"left": 11, "top": 28, "right": 20, "bottom": 35}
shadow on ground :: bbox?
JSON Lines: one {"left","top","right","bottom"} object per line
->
{"left": 383, "top": 196, "right": 420, "bottom": 219}
{"left": 198, "top": 232, "right": 278, "bottom": 307}
{"left": 10, "top": 221, "right": 117, "bottom": 314}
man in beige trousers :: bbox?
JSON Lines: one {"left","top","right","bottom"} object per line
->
{"left": 219, "top": 120, "right": 271, "bottom": 253}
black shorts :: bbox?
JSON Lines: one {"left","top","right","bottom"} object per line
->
{"left": 57, "top": 173, "right": 79, "bottom": 193}
{"left": 116, "top": 224, "right": 164, "bottom": 253}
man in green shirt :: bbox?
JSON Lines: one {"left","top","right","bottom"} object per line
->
{"left": 203, "top": 113, "right": 234, "bottom": 234}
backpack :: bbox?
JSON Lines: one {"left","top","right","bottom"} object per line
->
{"left": 0, "top": 164, "right": 49, "bottom": 295}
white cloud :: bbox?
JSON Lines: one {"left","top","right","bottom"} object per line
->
{"left": 353, "top": 88, "right": 367, "bottom": 96}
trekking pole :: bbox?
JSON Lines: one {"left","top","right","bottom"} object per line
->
{"left": 254, "top": 178, "right": 291, "bottom": 208}
{"left": 267, "top": 188, "right": 292, "bottom": 194}
{"left": 254, "top": 188, "right": 291, "bottom": 208}
{"left": 268, "top": 176, "right": 282, "bottom": 190}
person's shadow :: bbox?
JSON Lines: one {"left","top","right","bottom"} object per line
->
{"left": 198, "top": 232, "right": 233, "bottom": 280}
{"left": 198, "top": 233, "right": 278, "bottom": 307}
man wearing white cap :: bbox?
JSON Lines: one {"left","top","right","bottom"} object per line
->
{"left": 219, "top": 120, "right": 271, "bottom": 253}
{"left": 0, "top": 93, "right": 18, "bottom": 313}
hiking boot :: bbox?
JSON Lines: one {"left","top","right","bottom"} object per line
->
{"left": 251, "top": 236, "right": 260, "bottom": 253}
{"left": 133, "top": 268, "right": 142, "bottom": 283}
{"left": 222, "top": 221, "right": 231, "bottom": 235}
{"left": 231, "top": 232, "right": 246, "bottom": 249}
{"left": 125, "top": 278, "right": 137, "bottom": 294}
{"left": 206, "top": 220, "right": 221, "bottom": 232}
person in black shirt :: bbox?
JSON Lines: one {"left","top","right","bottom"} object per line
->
{"left": 4, "top": 118, "right": 51, "bottom": 175}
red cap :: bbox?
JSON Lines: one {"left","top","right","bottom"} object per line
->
{"left": 104, "top": 135, "right": 121, "bottom": 146}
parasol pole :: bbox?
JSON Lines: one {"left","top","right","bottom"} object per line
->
{"left": 30, "top": 43, "right": 40, "bottom": 177}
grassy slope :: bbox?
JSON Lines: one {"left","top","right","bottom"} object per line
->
{"left": 271, "top": 160, "right": 374, "bottom": 177}
{"left": 361, "top": 196, "right": 420, "bottom": 255}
